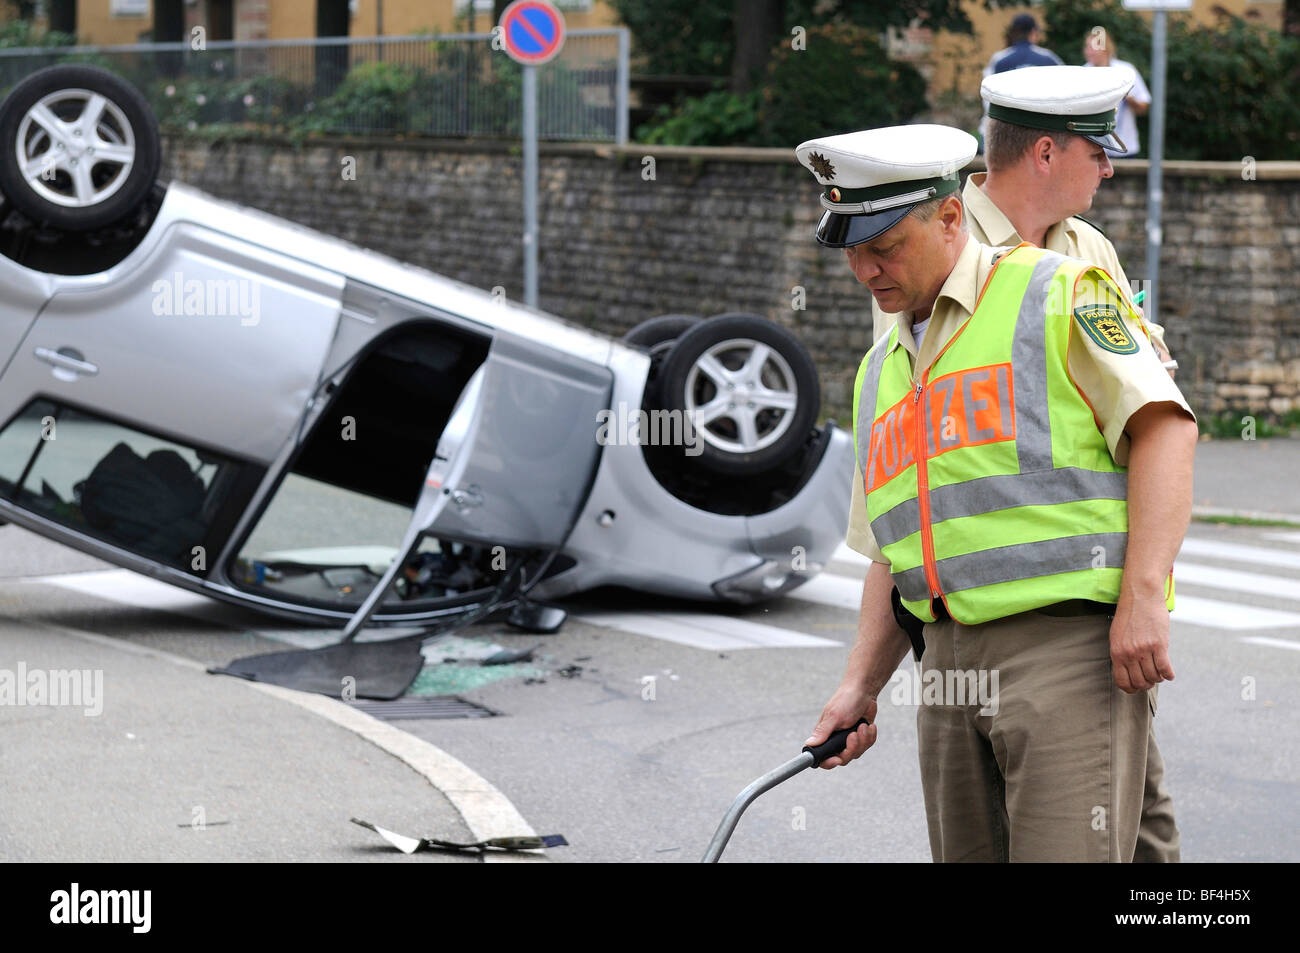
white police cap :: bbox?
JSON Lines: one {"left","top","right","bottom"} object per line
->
{"left": 795, "top": 124, "right": 977, "bottom": 247}
{"left": 981, "top": 65, "right": 1133, "bottom": 153}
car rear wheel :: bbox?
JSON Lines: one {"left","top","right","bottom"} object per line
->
{"left": 0, "top": 65, "right": 161, "bottom": 231}
{"left": 621, "top": 314, "right": 702, "bottom": 357}
{"left": 658, "top": 313, "right": 819, "bottom": 476}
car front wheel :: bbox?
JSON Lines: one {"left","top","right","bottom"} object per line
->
{"left": 0, "top": 65, "right": 161, "bottom": 231}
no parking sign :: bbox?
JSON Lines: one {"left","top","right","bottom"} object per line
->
{"left": 500, "top": 0, "right": 566, "bottom": 67}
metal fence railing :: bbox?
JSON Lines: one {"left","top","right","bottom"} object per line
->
{"left": 0, "top": 30, "right": 630, "bottom": 143}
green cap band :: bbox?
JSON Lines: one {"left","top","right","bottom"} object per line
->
{"left": 823, "top": 174, "right": 960, "bottom": 205}
{"left": 987, "top": 103, "right": 1116, "bottom": 135}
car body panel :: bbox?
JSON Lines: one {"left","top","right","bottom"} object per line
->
{"left": 426, "top": 330, "right": 612, "bottom": 549}
{"left": 0, "top": 220, "right": 343, "bottom": 464}
{"left": 0, "top": 254, "right": 53, "bottom": 377}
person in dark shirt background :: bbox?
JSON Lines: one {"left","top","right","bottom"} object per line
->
{"left": 987, "top": 13, "right": 1065, "bottom": 73}
{"left": 978, "top": 14, "right": 1064, "bottom": 148}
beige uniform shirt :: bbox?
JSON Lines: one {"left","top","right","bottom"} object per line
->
{"left": 870, "top": 173, "right": 1168, "bottom": 353}
{"left": 846, "top": 236, "right": 1193, "bottom": 563}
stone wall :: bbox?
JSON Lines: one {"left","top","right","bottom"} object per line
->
{"left": 162, "top": 137, "right": 1300, "bottom": 425}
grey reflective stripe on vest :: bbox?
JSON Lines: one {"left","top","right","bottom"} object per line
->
{"left": 893, "top": 531, "right": 1128, "bottom": 601}
{"left": 1012, "top": 251, "right": 1068, "bottom": 473}
{"left": 855, "top": 340, "right": 893, "bottom": 476}
{"left": 871, "top": 467, "right": 1127, "bottom": 548}
{"left": 870, "top": 497, "right": 920, "bottom": 549}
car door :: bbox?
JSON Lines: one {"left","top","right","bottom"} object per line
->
{"left": 213, "top": 279, "right": 614, "bottom": 625}
{"left": 0, "top": 218, "right": 343, "bottom": 576}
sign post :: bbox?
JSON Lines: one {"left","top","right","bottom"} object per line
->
{"left": 499, "top": 0, "right": 566, "bottom": 310}
{"left": 1121, "top": 0, "right": 1190, "bottom": 329}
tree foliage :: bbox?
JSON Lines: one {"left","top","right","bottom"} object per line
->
{"left": 607, "top": 0, "right": 734, "bottom": 76}
{"left": 1043, "top": 0, "right": 1300, "bottom": 159}
{"left": 610, "top": 0, "right": 1016, "bottom": 80}
{"left": 637, "top": 24, "right": 928, "bottom": 147}
{"left": 756, "top": 24, "right": 928, "bottom": 146}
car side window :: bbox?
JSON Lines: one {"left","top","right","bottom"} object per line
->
{"left": 0, "top": 399, "right": 252, "bottom": 572}
{"left": 231, "top": 474, "right": 512, "bottom": 610}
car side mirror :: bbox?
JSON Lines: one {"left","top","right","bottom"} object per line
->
{"left": 506, "top": 600, "right": 567, "bottom": 634}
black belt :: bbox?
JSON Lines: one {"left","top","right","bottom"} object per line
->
{"left": 893, "top": 590, "right": 1114, "bottom": 661}
{"left": 1034, "top": 599, "right": 1115, "bottom": 617}
{"left": 928, "top": 598, "right": 1113, "bottom": 621}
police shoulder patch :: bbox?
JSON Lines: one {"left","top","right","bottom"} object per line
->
{"left": 1074, "top": 304, "right": 1138, "bottom": 354}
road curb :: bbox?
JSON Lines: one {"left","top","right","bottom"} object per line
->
{"left": 18, "top": 617, "right": 547, "bottom": 864}
{"left": 1192, "top": 505, "right": 1300, "bottom": 527}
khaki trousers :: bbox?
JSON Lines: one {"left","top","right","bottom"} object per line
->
{"left": 916, "top": 608, "right": 1171, "bottom": 862}
{"left": 1133, "top": 709, "right": 1180, "bottom": 861}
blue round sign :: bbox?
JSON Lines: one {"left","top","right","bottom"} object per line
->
{"left": 500, "top": 0, "right": 566, "bottom": 66}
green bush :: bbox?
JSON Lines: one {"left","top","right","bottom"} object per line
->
{"left": 638, "top": 88, "right": 760, "bottom": 146}
{"left": 299, "top": 61, "right": 428, "bottom": 134}
{"left": 1043, "top": 0, "right": 1300, "bottom": 159}
{"left": 147, "top": 73, "right": 307, "bottom": 131}
{"left": 292, "top": 55, "right": 611, "bottom": 139}
{"left": 457, "top": 55, "right": 615, "bottom": 140}
{"left": 0, "top": 20, "right": 75, "bottom": 48}
{"left": 755, "top": 23, "right": 928, "bottom": 147}
{"left": 1164, "top": 18, "right": 1300, "bottom": 160}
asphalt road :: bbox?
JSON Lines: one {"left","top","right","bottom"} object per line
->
{"left": 1, "top": 502, "right": 1297, "bottom": 862}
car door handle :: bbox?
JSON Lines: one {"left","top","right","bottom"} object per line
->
{"left": 34, "top": 346, "right": 98, "bottom": 379}
{"left": 449, "top": 485, "right": 483, "bottom": 512}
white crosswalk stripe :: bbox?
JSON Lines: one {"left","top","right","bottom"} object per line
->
{"left": 28, "top": 567, "right": 845, "bottom": 653}
{"left": 23, "top": 567, "right": 447, "bottom": 652}
{"left": 573, "top": 611, "right": 842, "bottom": 650}
{"left": 1177, "top": 537, "right": 1300, "bottom": 571}
{"left": 1239, "top": 636, "right": 1300, "bottom": 651}
{"left": 794, "top": 564, "right": 1300, "bottom": 631}
{"left": 1168, "top": 537, "right": 1300, "bottom": 638}
{"left": 790, "top": 572, "right": 864, "bottom": 611}
{"left": 24, "top": 532, "right": 1300, "bottom": 652}
{"left": 831, "top": 544, "right": 873, "bottom": 569}
{"left": 1172, "top": 561, "right": 1300, "bottom": 602}
{"left": 796, "top": 534, "right": 1300, "bottom": 642}
{"left": 1169, "top": 595, "right": 1300, "bottom": 631}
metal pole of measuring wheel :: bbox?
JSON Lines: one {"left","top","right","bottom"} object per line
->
{"left": 700, "top": 719, "right": 868, "bottom": 863}
{"left": 701, "top": 754, "right": 812, "bottom": 864}
{"left": 1144, "top": 9, "right": 1168, "bottom": 329}
{"left": 523, "top": 63, "right": 538, "bottom": 309}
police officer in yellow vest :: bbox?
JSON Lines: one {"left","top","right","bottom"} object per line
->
{"left": 865, "top": 69, "right": 1182, "bottom": 862}
{"left": 798, "top": 123, "right": 1199, "bottom": 862}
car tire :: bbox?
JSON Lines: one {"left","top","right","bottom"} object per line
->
{"left": 659, "top": 313, "right": 819, "bottom": 476}
{"left": 0, "top": 65, "right": 161, "bottom": 231}
{"left": 621, "top": 314, "right": 702, "bottom": 357}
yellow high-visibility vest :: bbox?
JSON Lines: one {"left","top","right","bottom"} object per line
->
{"left": 852, "top": 243, "right": 1175, "bottom": 625}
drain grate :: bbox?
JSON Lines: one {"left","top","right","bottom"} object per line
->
{"left": 348, "top": 696, "right": 499, "bottom": 720}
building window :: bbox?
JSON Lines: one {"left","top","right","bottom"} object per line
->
{"left": 110, "top": 0, "right": 149, "bottom": 17}
{"left": 454, "top": 1, "right": 593, "bottom": 12}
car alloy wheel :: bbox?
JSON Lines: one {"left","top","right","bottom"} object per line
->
{"left": 659, "top": 313, "right": 819, "bottom": 476}
{"left": 0, "top": 65, "right": 161, "bottom": 230}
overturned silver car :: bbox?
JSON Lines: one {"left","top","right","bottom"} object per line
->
{"left": 0, "top": 65, "right": 852, "bottom": 631}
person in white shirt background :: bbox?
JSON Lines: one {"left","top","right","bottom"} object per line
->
{"left": 1082, "top": 26, "right": 1152, "bottom": 158}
